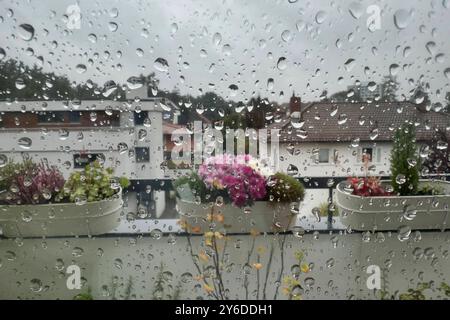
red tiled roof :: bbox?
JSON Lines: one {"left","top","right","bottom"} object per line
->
{"left": 271, "top": 102, "right": 450, "bottom": 143}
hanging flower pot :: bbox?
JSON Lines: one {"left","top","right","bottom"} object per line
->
{"left": 0, "top": 193, "right": 123, "bottom": 237}
{"left": 174, "top": 155, "right": 305, "bottom": 234}
{"left": 335, "top": 179, "right": 450, "bottom": 231}
{"left": 176, "top": 198, "right": 298, "bottom": 234}
{"left": 0, "top": 160, "right": 129, "bottom": 238}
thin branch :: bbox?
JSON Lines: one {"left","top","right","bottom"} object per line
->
{"left": 244, "top": 237, "right": 256, "bottom": 300}
{"left": 273, "top": 233, "right": 287, "bottom": 300}
{"left": 262, "top": 241, "right": 274, "bottom": 300}
{"left": 186, "top": 234, "right": 219, "bottom": 300}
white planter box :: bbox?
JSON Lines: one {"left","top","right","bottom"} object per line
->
{"left": 335, "top": 180, "right": 450, "bottom": 231}
{"left": 176, "top": 198, "right": 297, "bottom": 234}
{"left": 0, "top": 194, "right": 123, "bottom": 237}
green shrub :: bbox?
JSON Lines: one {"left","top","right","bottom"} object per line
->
{"left": 60, "top": 161, "right": 129, "bottom": 202}
{"left": 267, "top": 173, "right": 305, "bottom": 203}
{"left": 73, "top": 292, "right": 94, "bottom": 300}
{"left": 416, "top": 183, "right": 444, "bottom": 196}
{"left": 390, "top": 124, "right": 420, "bottom": 196}
{"left": 319, "top": 201, "right": 339, "bottom": 217}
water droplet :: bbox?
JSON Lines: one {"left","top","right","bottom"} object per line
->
{"left": 108, "top": 22, "right": 118, "bottom": 32}
{"left": 118, "top": 142, "right": 128, "bottom": 154}
{"left": 72, "top": 247, "right": 84, "bottom": 257}
{"left": 76, "top": 64, "right": 87, "bottom": 74}
{"left": 267, "top": 78, "right": 274, "bottom": 91}
{"left": 114, "top": 258, "right": 123, "bottom": 269}
{"left": 170, "top": 23, "right": 178, "bottom": 34}
{"left": 154, "top": 58, "right": 169, "bottom": 72}
{"left": 86, "top": 33, "right": 97, "bottom": 43}
{"left": 395, "top": 174, "right": 406, "bottom": 185}
{"left": 150, "top": 229, "right": 163, "bottom": 240}
{"left": 287, "top": 164, "right": 299, "bottom": 176}
{"left": 397, "top": 225, "right": 411, "bottom": 242}
{"left": 15, "top": 78, "right": 26, "bottom": 90}
{"left": 403, "top": 206, "right": 417, "bottom": 221}
{"left": 344, "top": 58, "right": 356, "bottom": 71}
{"left": 277, "top": 57, "right": 287, "bottom": 70}
{"left": 348, "top": 2, "right": 363, "bottom": 19}
{"left": 18, "top": 24, "right": 35, "bottom": 41}
{"left": 212, "top": 32, "right": 222, "bottom": 46}
{"left": 30, "top": 279, "right": 43, "bottom": 293}
{"left": 444, "top": 68, "right": 450, "bottom": 79}
{"left": 228, "top": 84, "right": 238, "bottom": 96}
{"left": 281, "top": 30, "right": 292, "bottom": 42}
{"left": 315, "top": 11, "right": 327, "bottom": 24}
{"left": 394, "top": 9, "right": 412, "bottom": 30}
{"left": 18, "top": 137, "right": 32, "bottom": 149}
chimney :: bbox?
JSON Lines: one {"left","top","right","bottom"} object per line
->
{"left": 289, "top": 92, "right": 301, "bottom": 114}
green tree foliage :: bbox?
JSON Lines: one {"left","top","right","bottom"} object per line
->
{"left": 380, "top": 75, "right": 399, "bottom": 102}
{"left": 390, "top": 124, "right": 420, "bottom": 196}
{"left": 1, "top": 58, "right": 278, "bottom": 126}
{"left": 422, "top": 129, "right": 449, "bottom": 174}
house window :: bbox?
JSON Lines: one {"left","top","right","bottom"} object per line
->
{"left": 362, "top": 148, "right": 373, "bottom": 162}
{"left": 68, "top": 112, "right": 81, "bottom": 123}
{"left": 318, "top": 148, "right": 329, "bottom": 163}
{"left": 134, "top": 111, "right": 149, "bottom": 125}
{"left": 37, "top": 111, "right": 65, "bottom": 123}
{"left": 73, "top": 153, "right": 103, "bottom": 168}
{"left": 135, "top": 147, "right": 150, "bottom": 162}
{"left": 36, "top": 111, "right": 81, "bottom": 124}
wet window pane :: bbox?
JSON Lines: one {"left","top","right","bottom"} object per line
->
{"left": 0, "top": 0, "right": 449, "bottom": 304}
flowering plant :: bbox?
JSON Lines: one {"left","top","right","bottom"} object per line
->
{"left": 0, "top": 160, "right": 65, "bottom": 205}
{"left": 198, "top": 154, "right": 267, "bottom": 207}
{"left": 348, "top": 176, "right": 391, "bottom": 197}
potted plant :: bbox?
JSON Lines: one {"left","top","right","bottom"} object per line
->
{"left": 174, "top": 154, "right": 305, "bottom": 233}
{"left": 0, "top": 160, "right": 129, "bottom": 237}
{"left": 335, "top": 124, "right": 450, "bottom": 231}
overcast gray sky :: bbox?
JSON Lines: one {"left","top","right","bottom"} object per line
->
{"left": 1, "top": 0, "right": 450, "bottom": 104}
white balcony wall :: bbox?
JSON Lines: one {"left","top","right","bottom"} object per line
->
{"left": 0, "top": 232, "right": 448, "bottom": 300}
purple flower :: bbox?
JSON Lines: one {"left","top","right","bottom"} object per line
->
{"left": 198, "top": 154, "right": 267, "bottom": 207}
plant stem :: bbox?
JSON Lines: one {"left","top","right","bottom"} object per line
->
{"left": 186, "top": 233, "right": 219, "bottom": 300}
{"left": 273, "top": 233, "right": 287, "bottom": 300}
{"left": 262, "top": 241, "right": 274, "bottom": 300}
{"left": 244, "top": 236, "right": 256, "bottom": 300}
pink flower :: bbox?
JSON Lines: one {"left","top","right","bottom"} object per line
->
{"left": 198, "top": 154, "right": 267, "bottom": 207}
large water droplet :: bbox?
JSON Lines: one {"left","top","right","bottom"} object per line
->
{"left": 277, "top": 57, "right": 287, "bottom": 70}
{"left": 348, "top": 2, "right": 363, "bottom": 19}
{"left": 18, "top": 137, "right": 32, "bottom": 149}
{"left": 76, "top": 64, "right": 87, "bottom": 74}
{"left": 154, "top": 58, "right": 169, "bottom": 72}
{"left": 315, "top": 11, "right": 327, "bottom": 24}
{"left": 18, "top": 24, "right": 35, "bottom": 41}
{"left": 394, "top": 9, "right": 412, "bottom": 30}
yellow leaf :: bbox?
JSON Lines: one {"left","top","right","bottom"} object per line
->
{"left": 199, "top": 251, "right": 209, "bottom": 262}
{"left": 204, "top": 283, "right": 214, "bottom": 293}
{"left": 215, "top": 213, "right": 224, "bottom": 223}
{"left": 301, "top": 263, "right": 310, "bottom": 273}
{"left": 191, "top": 226, "right": 202, "bottom": 233}
{"left": 252, "top": 263, "right": 263, "bottom": 270}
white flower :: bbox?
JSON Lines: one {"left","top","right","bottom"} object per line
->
{"left": 248, "top": 157, "right": 274, "bottom": 177}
